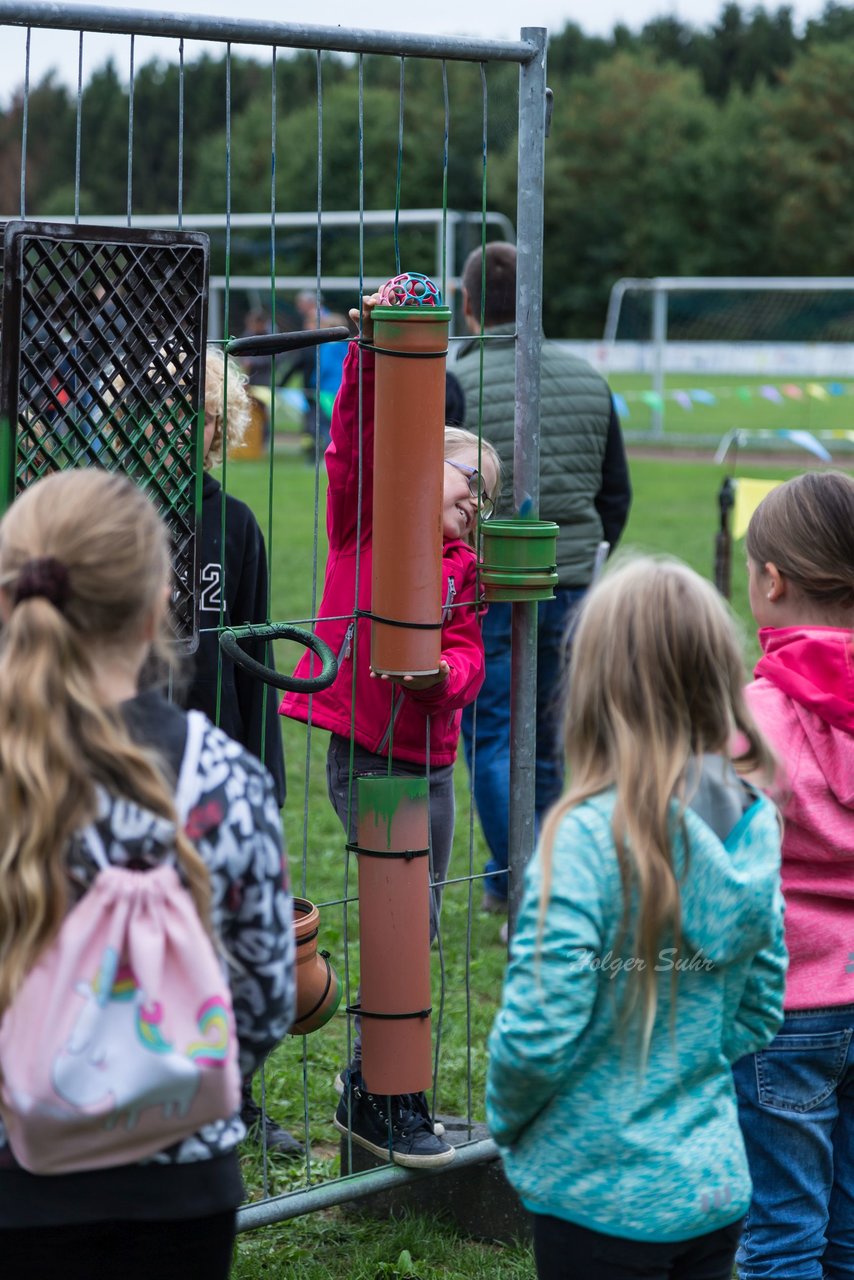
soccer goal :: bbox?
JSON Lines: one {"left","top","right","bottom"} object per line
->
{"left": 603, "top": 276, "right": 854, "bottom": 438}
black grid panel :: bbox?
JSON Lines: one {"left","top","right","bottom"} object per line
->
{"left": 0, "top": 221, "right": 209, "bottom": 647}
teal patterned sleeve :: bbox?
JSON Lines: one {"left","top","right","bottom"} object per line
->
{"left": 723, "top": 883, "right": 788, "bottom": 1064}
{"left": 486, "top": 810, "right": 607, "bottom": 1149}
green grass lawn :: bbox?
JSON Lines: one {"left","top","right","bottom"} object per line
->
{"left": 607, "top": 372, "right": 854, "bottom": 442}
{"left": 217, "top": 448, "right": 821, "bottom": 1277}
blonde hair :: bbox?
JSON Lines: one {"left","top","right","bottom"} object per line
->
{"left": 444, "top": 426, "right": 502, "bottom": 548}
{"left": 539, "top": 555, "right": 776, "bottom": 1047}
{"left": 0, "top": 469, "right": 212, "bottom": 1014}
{"left": 204, "top": 346, "right": 252, "bottom": 468}
{"left": 746, "top": 471, "right": 854, "bottom": 614}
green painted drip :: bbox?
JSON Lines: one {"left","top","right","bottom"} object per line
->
{"left": 357, "top": 774, "right": 428, "bottom": 850}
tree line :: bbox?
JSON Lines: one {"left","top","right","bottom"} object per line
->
{"left": 1, "top": 2, "right": 852, "bottom": 335}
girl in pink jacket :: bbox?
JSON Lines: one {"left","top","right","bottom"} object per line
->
{"left": 280, "top": 295, "right": 499, "bottom": 1169}
{"left": 733, "top": 471, "right": 854, "bottom": 1280}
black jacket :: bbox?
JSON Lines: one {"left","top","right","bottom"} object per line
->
{"left": 183, "top": 472, "right": 286, "bottom": 806}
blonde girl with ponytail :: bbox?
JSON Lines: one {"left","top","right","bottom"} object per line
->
{"left": 0, "top": 469, "right": 295, "bottom": 1280}
{"left": 487, "top": 555, "right": 786, "bottom": 1280}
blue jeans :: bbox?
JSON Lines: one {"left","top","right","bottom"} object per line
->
{"left": 461, "top": 587, "right": 584, "bottom": 901}
{"left": 732, "top": 1003, "right": 854, "bottom": 1279}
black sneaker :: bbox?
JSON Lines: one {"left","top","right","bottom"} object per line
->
{"left": 334, "top": 1069, "right": 456, "bottom": 1169}
{"left": 408, "top": 1088, "right": 447, "bottom": 1139}
{"left": 240, "top": 1091, "right": 304, "bottom": 1158}
{"left": 334, "top": 1071, "right": 445, "bottom": 1137}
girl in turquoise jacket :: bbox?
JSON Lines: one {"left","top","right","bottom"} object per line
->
{"left": 487, "top": 556, "right": 787, "bottom": 1280}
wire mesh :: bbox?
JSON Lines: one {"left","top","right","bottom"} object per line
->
{"left": 0, "top": 220, "right": 209, "bottom": 645}
{"left": 0, "top": 2, "right": 546, "bottom": 1237}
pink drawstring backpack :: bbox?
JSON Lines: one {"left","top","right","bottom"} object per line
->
{"left": 0, "top": 712, "right": 241, "bottom": 1174}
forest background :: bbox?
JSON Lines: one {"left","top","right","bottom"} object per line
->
{"left": 1, "top": 2, "right": 853, "bottom": 337}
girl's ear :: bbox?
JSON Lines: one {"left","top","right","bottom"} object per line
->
{"left": 765, "top": 562, "right": 786, "bottom": 602}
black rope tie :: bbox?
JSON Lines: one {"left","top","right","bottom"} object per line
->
{"left": 358, "top": 339, "right": 448, "bottom": 359}
{"left": 346, "top": 1003, "right": 432, "bottom": 1021}
{"left": 345, "top": 841, "right": 430, "bottom": 862}
{"left": 296, "top": 952, "right": 335, "bottom": 1026}
{"left": 353, "top": 606, "right": 442, "bottom": 631}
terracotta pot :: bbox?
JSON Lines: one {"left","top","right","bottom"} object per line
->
{"left": 289, "top": 898, "right": 341, "bottom": 1035}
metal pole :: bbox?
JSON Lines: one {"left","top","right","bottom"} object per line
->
{"left": 508, "top": 26, "right": 546, "bottom": 938}
{"left": 650, "top": 284, "right": 667, "bottom": 438}
{"left": 0, "top": 2, "right": 536, "bottom": 62}
{"left": 236, "top": 1137, "right": 499, "bottom": 1229}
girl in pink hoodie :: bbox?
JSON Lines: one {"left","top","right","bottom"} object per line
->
{"left": 280, "top": 294, "right": 500, "bottom": 1169}
{"left": 733, "top": 471, "right": 854, "bottom": 1280}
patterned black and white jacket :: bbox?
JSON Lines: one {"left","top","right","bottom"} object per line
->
{"left": 0, "top": 690, "right": 295, "bottom": 1227}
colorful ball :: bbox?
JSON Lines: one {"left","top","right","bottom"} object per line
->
{"left": 377, "top": 271, "right": 442, "bottom": 308}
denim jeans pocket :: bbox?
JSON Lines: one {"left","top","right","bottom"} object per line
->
{"left": 755, "top": 1028, "right": 853, "bottom": 1112}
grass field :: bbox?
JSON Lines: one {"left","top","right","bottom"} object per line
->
{"left": 273, "top": 369, "right": 854, "bottom": 445}
{"left": 606, "top": 372, "right": 854, "bottom": 443}
{"left": 219, "top": 448, "right": 817, "bottom": 1278}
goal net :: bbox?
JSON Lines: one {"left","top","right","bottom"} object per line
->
{"left": 602, "top": 276, "right": 854, "bottom": 438}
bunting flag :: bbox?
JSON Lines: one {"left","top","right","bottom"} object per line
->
{"left": 612, "top": 379, "right": 854, "bottom": 417}
{"left": 714, "top": 427, "right": 834, "bottom": 460}
{"left": 733, "top": 478, "right": 782, "bottom": 540}
{"left": 780, "top": 429, "right": 833, "bottom": 461}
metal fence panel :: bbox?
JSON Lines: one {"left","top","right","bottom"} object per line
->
{"left": 0, "top": 0, "right": 547, "bottom": 1233}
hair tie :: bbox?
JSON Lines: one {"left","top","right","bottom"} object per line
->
{"left": 13, "top": 557, "right": 71, "bottom": 612}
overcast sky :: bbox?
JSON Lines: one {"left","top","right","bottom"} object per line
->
{"left": 0, "top": 0, "right": 834, "bottom": 100}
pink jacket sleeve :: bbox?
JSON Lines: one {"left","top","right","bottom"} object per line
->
{"left": 325, "top": 343, "right": 374, "bottom": 549}
{"left": 406, "top": 551, "right": 486, "bottom": 716}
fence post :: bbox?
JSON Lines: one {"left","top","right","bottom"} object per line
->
{"left": 651, "top": 283, "right": 667, "bottom": 438}
{"left": 508, "top": 26, "right": 546, "bottom": 938}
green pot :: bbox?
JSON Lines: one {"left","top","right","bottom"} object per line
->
{"left": 480, "top": 517, "right": 559, "bottom": 586}
{"left": 480, "top": 566, "right": 559, "bottom": 602}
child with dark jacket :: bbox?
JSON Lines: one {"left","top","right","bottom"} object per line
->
{"left": 183, "top": 347, "right": 295, "bottom": 1154}
{"left": 184, "top": 348, "right": 285, "bottom": 807}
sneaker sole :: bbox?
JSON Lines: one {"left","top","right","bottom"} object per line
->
{"left": 333, "top": 1074, "right": 445, "bottom": 1137}
{"left": 333, "top": 1116, "right": 456, "bottom": 1169}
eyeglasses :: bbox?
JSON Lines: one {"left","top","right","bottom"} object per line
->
{"left": 445, "top": 460, "right": 495, "bottom": 521}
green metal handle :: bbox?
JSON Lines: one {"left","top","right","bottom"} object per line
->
{"left": 219, "top": 623, "right": 337, "bottom": 693}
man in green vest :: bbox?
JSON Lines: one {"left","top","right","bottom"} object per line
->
{"left": 455, "top": 242, "right": 631, "bottom": 927}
